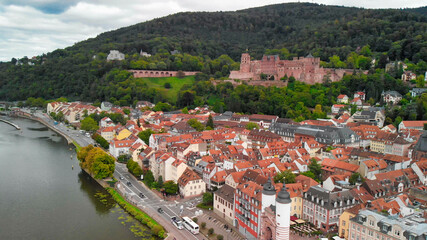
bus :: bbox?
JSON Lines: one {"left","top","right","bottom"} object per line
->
{"left": 182, "top": 216, "right": 199, "bottom": 234}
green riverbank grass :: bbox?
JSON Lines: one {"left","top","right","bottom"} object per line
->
{"left": 106, "top": 188, "right": 165, "bottom": 239}
{"left": 72, "top": 141, "right": 81, "bottom": 152}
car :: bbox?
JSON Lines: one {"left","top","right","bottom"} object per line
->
{"left": 119, "top": 176, "right": 124, "bottom": 180}
{"left": 126, "top": 181, "right": 132, "bottom": 187}
{"left": 171, "top": 216, "right": 183, "bottom": 229}
{"left": 139, "top": 193, "right": 145, "bottom": 198}
{"left": 157, "top": 208, "right": 164, "bottom": 214}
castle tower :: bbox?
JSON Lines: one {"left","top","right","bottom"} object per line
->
{"left": 240, "top": 53, "right": 251, "bottom": 73}
{"left": 262, "top": 177, "right": 276, "bottom": 212}
{"left": 276, "top": 184, "right": 291, "bottom": 240}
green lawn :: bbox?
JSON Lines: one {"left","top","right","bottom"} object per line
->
{"left": 137, "top": 76, "right": 195, "bottom": 103}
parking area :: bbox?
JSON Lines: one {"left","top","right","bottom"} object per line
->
{"left": 198, "top": 213, "right": 243, "bottom": 240}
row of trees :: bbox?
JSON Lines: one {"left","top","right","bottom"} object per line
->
{"left": 77, "top": 145, "right": 115, "bottom": 179}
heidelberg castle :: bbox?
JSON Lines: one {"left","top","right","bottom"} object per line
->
{"left": 229, "top": 53, "right": 359, "bottom": 84}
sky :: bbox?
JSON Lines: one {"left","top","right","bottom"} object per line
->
{"left": 0, "top": 0, "right": 426, "bottom": 62}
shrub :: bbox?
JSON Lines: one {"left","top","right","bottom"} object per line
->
{"left": 201, "top": 222, "right": 206, "bottom": 229}
{"left": 192, "top": 217, "right": 198, "bottom": 223}
{"left": 208, "top": 228, "right": 214, "bottom": 235}
{"left": 217, "top": 235, "right": 224, "bottom": 240}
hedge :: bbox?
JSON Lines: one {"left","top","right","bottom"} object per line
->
{"left": 106, "top": 188, "right": 165, "bottom": 238}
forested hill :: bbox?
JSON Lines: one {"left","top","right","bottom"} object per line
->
{"left": 0, "top": 3, "right": 426, "bottom": 102}
{"left": 72, "top": 3, "right": 427, "bottom": 61}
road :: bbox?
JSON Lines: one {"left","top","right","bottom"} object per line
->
{"left": 114, "top": 163, "right": 204, "bottom": 240}
{"left": 32, "top": 111, "right": 95, "bottom": 147}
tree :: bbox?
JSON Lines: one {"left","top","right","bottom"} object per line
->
{"left": 182, "top": 107, "right": 189, "bottom": 114}
{"left": 424, "top": 123, "right": 427, "bottom": 130}
{"left": 163, "top": 181, "right": 178, "bottom": 195}
{"left": 81, "top": 117, "right": 99, "bottom": 132}
{"left": 138, "top": 129, "right": 155, "bottom": 145}
{"left": 158, "top": 176, "right": 164, "bottom": 188}
{"left": 176, "top": 70, "right": 185, "bottom": 78}
{"left": 164, "top": 82, "right": 172, "bottom": 89}
{"left": 217, "top": 235, "right": 224, "bottom": 240}
{"left": 123, "top": 108, "right": 130, "bottom": 115}
{"left": 308, "top": 158, "right": 322, "bottom": 181}
{"left": 416, "top": 75, "right": 425, "bottom": 88}
{"left": 208, "top": 228, "right": 214, "bottom": 235}
{"left": 127, "top": 160, "right": 143, "bottom": 178}
{"left": 300, "top": 171, "right": 317, "bottom": 182}
{"left": 187, "top": 118, "right": 205, "bottom": 131}
{"left": 143, "top": 170, "right": 155, "bottom": 188}
{"left": 201, "top": 222, "right": 206, "bottom": 229}
{"left": 206, "top": 114, "right": 214, "bottom": 129}
{"left": 117, "top": 154, "right": 130, "bottom": 163}
{"left": 245, "top": 122, "right": 259, "bottom": 130}
{"left": 93, "top": 133, "right": 109, "bottom": 149}
{"left": 274, "top": 170, "right": 296, "bottom": 183}
{"left": 349, "top": 172, "right": 364, "bottom": 185}
{"left": 202, "top": 192, "right": 213, "bottom": 206}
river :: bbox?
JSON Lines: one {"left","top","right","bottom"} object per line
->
{"left": 0, "top": 117, "right": 152, "bottom": 239}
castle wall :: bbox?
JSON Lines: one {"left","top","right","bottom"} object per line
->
{"left": 129, "top": 70, "right": 199, "bottom": 78}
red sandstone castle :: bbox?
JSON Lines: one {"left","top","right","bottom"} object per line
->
{"left": 229, "top": 53, "right": 356, "bottom": 84}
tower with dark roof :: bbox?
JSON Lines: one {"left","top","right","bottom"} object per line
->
{"left": 262, "top": 177, "right": 276, "bottom": 212}
{"left": 275, "top": 184, "right": 291, "bottom": 240}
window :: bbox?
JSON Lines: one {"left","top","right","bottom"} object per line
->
{"left": 342, "top": 220, "right": 346, "bottom": 226}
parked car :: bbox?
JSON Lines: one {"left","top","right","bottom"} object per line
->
{"left": 126, "top": 181, "right": 132, "bottom": 187}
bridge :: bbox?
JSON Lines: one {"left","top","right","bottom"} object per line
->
{"left": 0, "top": 118, "right": 21, "bottom": 130}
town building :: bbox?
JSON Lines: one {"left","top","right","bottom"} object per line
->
{"left": 410, "top": 88, "right": 427, "bottom": 98}
{"left": 349, "top": 209, "right": 427, "bottom": 240}
{"left": 399, "top": 121, "right": 427, "bottom": 132}
{"left": 269, "top": 123, "right": 360, "bottom": 147}
{"left": 382, "top": 91, "right": 402, "bottom": 105}
{"left": 235, "top": 181, "right": 263, "bottom": 239}
{"left": 178, "top": 167, "right": 205, "bottom": 198}
{"left": 214, "top": 184, "right": 235, "bottom": 225}
{"left": 337, "top": 94, "right": 349, "bottom": 104}
{"left": 303, "top": 185, "right": 358, "bottom": 232}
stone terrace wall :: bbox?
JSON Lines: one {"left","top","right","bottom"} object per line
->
{"left": 129, "top": 70, "right": 200, "bottom": 78}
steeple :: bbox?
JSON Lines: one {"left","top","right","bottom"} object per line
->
{"left": 263, "top": 176, "right": 276, "bottom": 195}
{"left": 276, "top": 183, "right": 291, "bottom": 204}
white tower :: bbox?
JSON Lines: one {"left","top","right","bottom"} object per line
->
{"left": 276, "top": 184, "right": 291, "bottom": 240}
{"left": 262, "top": 177, "right": 276, "bottom": 212}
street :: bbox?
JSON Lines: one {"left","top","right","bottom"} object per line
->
{"left": 114, "top": 163, "right": 204, "bottom": 240}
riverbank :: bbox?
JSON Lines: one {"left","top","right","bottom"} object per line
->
{"left": 107, "top": 188, "right": 165, "bottom": 238}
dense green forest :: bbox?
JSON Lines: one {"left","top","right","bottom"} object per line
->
{"left": 0, "top": 3, "right": 426, "bottom": 123}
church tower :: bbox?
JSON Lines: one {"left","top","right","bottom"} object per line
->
{"left": 262, "top": 177, "right": 276, "bottom": 212}
{"left": 240, "top": 53, "right": 251, "bottom": 73}
{"left": 275, "top": 184, "right": 291, "bottom": 240}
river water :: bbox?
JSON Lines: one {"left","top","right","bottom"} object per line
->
{"left": 0, "top": 117, "right": 152, "bottom": 239}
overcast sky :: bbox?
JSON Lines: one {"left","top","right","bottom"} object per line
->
{"left": 0, "top": 0, "right": 426, "bottom": 61}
